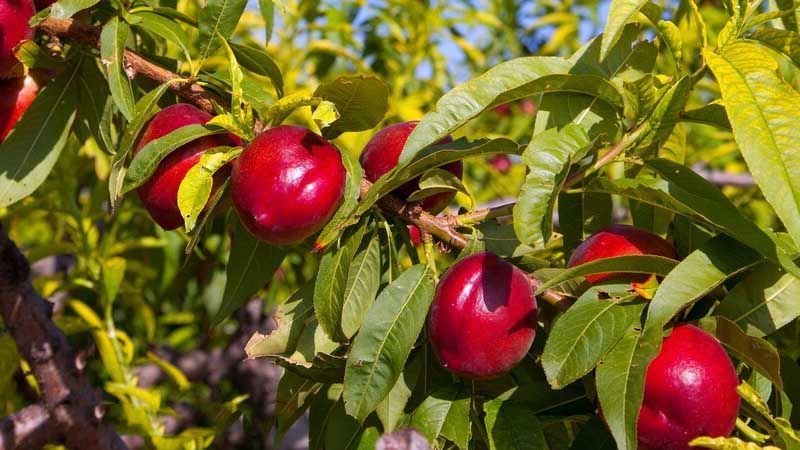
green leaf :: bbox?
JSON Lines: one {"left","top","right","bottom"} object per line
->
{"left": 400, "top": 57, "right": 625, "bottom": 164}
{"left": 314, "top": 149, "right": 363, "bottom": 250}
{"left": 595, "top": 324, "right": 663, "bottom": 450}
{"left": 738, "top": 382, "right": 800, "bottom": 450}
{"left": 110, "top": 80, "right": 181, "bottom": 207}
{"left": 558, "top": 191, "right": 613, "bottom": 255}
{"left": 197, "top": 0, "right": 248, "bottom": 68}
{"left": 121, "top": 124, "right": 226, "bottom": 194}
{"left": 409, "top": 387, "right": 471, "bottom": 449}
{"left": 569, "top": 416, "right": 616, "bottom": 450}
{"left": 274, "top": 353, "right": 346, "bottom": 384}
{"left": 0, "top": 62, "right": 79, "bottom": 207}
{"left": 535, "top": 255, "right": 678, "bottom": 294}
{"left": 483, "top": 399, "right": 547, "bottom": 450}
{"left": 542, "top": 286, "right": 646, "bottom": 389}
{"left": 49, "top": 0, "right": 99, "bottom": 19}
{"left": 13, "top": 41, "right": 62, "bottom": 70}
{"left": 601, "top": 1, "right": 647, "bottom": 61}
{"left": 314, "top": 221, "right": 369, "bottom": 342}
{"left": 274, "top": 372, "right": 322, "bottom": 446}
{"left": 375, "top": 359, "right": 418, "bottom": 433}
{"left": 680, "top": 103, "right": 731, "bottom": 130}
{"left": 406, "top": 168, "right": 470, "bottom": 202}
{"left": 100, "top": 17, "right": 135, "bottom": 121}
{"left": 312, "top": 100, "right": 340, "bottom": 129}
{"left": 177, "top": 146, "right": 241, "bottom": 232}
{"left": 314, "top": 75, "right": 389, "bottom": 139}
{"left": 749, "top": 28, "right": 800, "bottom": 69}
{"left": 101, "top": 257, "right": 126, "bottom": 306}
{"left": 131, "top": 12, "right": 194, "bottom": 72}
{"left": 258, "top": 0, "right": 276, "bottom": 40}
{"left": 632, "top": 76, "right": 692, "bottom": 156}
{"left": 705, "top": 41, "right": 800, "bottom": 251}
{"left": 229, "top": 42, "right": 284, "bottom": 98}
{"left": 647, "top": 235, "right": 761, "bottom": 329}
{"left": 357, "top": 137, "right": 521, "bottom": 216}
{"left": 76, "top": 59, "right": 112, "bottom": 153}
{"left": 697, "top": 316, "right": 783, "bottom": 390}
{"left": 245, "top": 286, "right": 316, "bottom": 358}
{"left": 585, "top": 158, "right": 798, "bottom": 275}
{"left": 718, "top": 262, "right": 800, "bottom": 337}
{"left": 264, "top": 91, "right": 321, "bottom": 126}
{"left": 213, "top": 217, "right": 286, "bottom": 325}
{"left": 341, "top": 233, "right": 382, "bottom": 339}
{"left": 514, "top": 124, "right": 591, "bottom": 247}
{"left": 343, "top": 265, "right": 434, "bottom": 422}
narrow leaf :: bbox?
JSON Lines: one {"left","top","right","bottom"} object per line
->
{"left": 100, "top": 17, "right": 135, "bottom": 121}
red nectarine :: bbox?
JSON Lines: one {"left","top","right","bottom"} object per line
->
{"left": 360, "top": 121, "right": 462, "bottom": 214}
{"left": 429, "top": 252, "right": 537, "bottom": 379}
{"left": 231, "top": 125, "right": 346, "bottom": 245}
{"left": 0, "top": 0, "right": 35, "bottom": 78}
{"left": 0, "top": 74, "right": 38, "bottom": 141}
{"left": 568, "top": 224, "right": 676, "bottom": 284}
{"left": 135, "top": 104, "right": 242, "bottom": 230}
{"left": 638, "top": 324, "right": 739, "bottom": 450}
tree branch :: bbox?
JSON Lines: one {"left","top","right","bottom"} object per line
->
{"left": 0, "top": 225, "right": 128, "bottom": 450}
{"left": 36, "top": 17, "right": 223, "bottom": 114}
{"left": 0, "top": 404, "right": 56, "bottom": 450}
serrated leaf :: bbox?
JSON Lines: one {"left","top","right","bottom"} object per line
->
{"left": 718, "top": 262, "right": 800, "bottom": 337}
{"left": 409, "top": 387, "right": 471, "bottom": 449}
{"left": 0, "top": 62, "right": 79, "bottom": 207}
{"left": 535, "top": 255, "right": 678, "bottom": 294}
{"left": 647, "top": 235, "right": 761, "bottom": 329}
{"left": 697, "top": 316, "right": 783, "bottom": 390}
{"left": 314, "top": 75, "right": 389, "bottom": 139}
{"left": 705, "top": 41, "right": 800, "bottom": 252}
{"left": 245, "top": 285, "right": 315, "bottom": 359}
{"left": 343, "top": 265, "right": 434, "bottom": 422}
{"left": 542, "top": 287, "right": 646, "bottom": 389}
{"left": 483, "top": 398, "right": 547, "bottom": 450}
{"left": 131, "top": 12, "right": 193, "bottom": 71}
{"left": 514, "top": 124, "right": 591, "bottom": 247}
{"left": 600, "top": 0, "right": 647, "bottom": 61}
{"left": 177, "top": 146, "right": 241, "bottom": 232}
{"left": 229, "top": 42, "right": 284, "bottom": 97}
{"left": 110, "top": 80, "right": 179, "bottom": 206}
{"left": 341, "top": 233, "right": 381, "bottom": 338}
{"left": 400, "top": 57, "right": 624, "bottom": 164}
{"left": 197, "top": 0, "right": 248, "bottom": 68}
{"left": 406, "top": 168, "right": 469, "bottom": 202}
{"left": 595, "top": 324, "right": 663, "bottom": 450}
{"left": 121, "top": 124, "right": 226, "bottom": 194}
{"left": 585, "top": 158, "right": 799, "bottom": 276}
{"left": 357, "top": 137, "right": 521, "bottom": 216}
{"left": 100, "top": 17, "right": 135, "bottom": 121}
{"left": 314, "top": 220, "right": 369, "bottom": 342}
{"left": 213, "top": 217, "right": 286, "bottom": 325}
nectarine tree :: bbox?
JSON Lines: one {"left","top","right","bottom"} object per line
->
{"left": 0, "top": 0, "right": 798, "bottom": 449}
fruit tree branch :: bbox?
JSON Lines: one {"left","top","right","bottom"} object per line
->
{"left": 38, "top": 16, "right": 568, "bottom": 308}
{"left": 0, "top": 225, "right": 128, "bottom": 450}
{"left": 36, "top": 17, "right": 223, "bottom": 114}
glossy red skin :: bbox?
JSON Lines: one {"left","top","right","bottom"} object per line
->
{"left": 0, "top": 0, "right": 34, "bottom": 77}
{"left": 360, "top": 121, "right": 463, "bottom": 214}
{"left": 638, "top": 324, "right": 739, "bottom": 450}
{"left": 568, "top": 224, "right": 676, "bottom": 284}
{"left": 407, "top": 225, "right": 421, "bottom": 247}
{"left": 429, "top": 252, "right": 538, "bottom": 379}
{"left": 0, "top": 74, "right": 38, "bottom": 141}
{"left": 231, "top": 125, "right": 346, "bottom": 246}
{"left": 135, "top": 104, "right": 242, "bottom": 230}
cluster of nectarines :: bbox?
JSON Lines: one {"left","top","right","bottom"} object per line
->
{"left": 0, "top": 0, "right": 42, "bottom": 143}
{"left": 136, "top": 105, "right": 740, "bottom": 448}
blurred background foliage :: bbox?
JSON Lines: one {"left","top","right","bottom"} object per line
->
{"left": 0, "top": 0, "right": 780, "bottom": 448}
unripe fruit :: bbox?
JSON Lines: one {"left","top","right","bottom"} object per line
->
{"left": 488, "top": 154, "right": 511, "bottom": 173}
{"left": 135, "top": 104, "right": 242, "bottom": 230}
{"left": 360, "top": 121, "right": 463, "bottom": 214}
{"left": 429, "top": 252, "right": 537, "bottom": 379}
{"left": 0, "top": 74, "right": 38, "bottom": 141}
{"left": 568, "top": 224, "right": 676, "bottom": 284}
{"left": 638, "top": 324, "right": 739, "bottom": 450}
{"left": 0, "top": 0, "right": 35, "bottom": 78}
{"left": 231, "top": 125, "right": 346, "bottom": 245}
